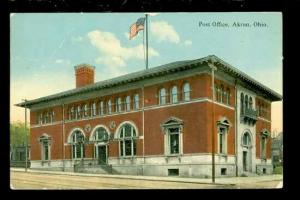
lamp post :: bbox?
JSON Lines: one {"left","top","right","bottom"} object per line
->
{"left": 22, "top": 99, "right": 28, "bottom": 172}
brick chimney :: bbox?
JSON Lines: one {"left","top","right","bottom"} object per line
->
{"left": 74, "top": 64, "right": 95, "bottom": 88}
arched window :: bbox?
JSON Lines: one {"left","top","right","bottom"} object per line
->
{"left": 107, "top": 99, "right": 112, "bottom": 114}
{"left": 170, "top": 86, "right": 178, "bottom": 103}
{"left": 226, "top": 88, "right": 230, "bottom": 105}
{"left": 116, "top": 97, "right": 122, "bottom": 112}
{"left": 134, "top": 94, "right": 139, "bottom": 110}
{"left": 70, "top": 130, "right": 85, "bottom": 159}
{"left": 183, "top": 82, "right": 190, "bottom": 101}
{"left": 220, "top": 84, "right": 225, "bottom": 103}
{"left": 241, "top": 93, "right": 244, "bottom": 115}
{"left": 118, "top": 123, "right": 137, "bottom": 157}
{"left": 245, "top": 95, "right": 248, "bottom": 109}
{"left": 159, "top": 88, "right": 166, "bottom": 105}
{"left": 249, "top": 97, "right": 253, "bottom": 109}
{"left": 92, "top": 127, "right": 109, "bottom": 142}
{"left": 242, "top": 132, "right": 251, "bottom": 147}
{"left": 125, "top": 96, "right": 131, "bottom": 111}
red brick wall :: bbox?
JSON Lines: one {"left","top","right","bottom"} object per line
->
{"left": 205, "top": 102, "right": 236, "bottom": 155}
{"left": 30, "top": 124, "right": 63, "bottom": 160}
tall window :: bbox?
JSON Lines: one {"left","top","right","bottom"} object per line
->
{"left": 170, "top": 86, "right": 178, "bottom": 103}
{"left": 218, "top": 126, "right": 228, "bottom": 154}
{"left": 134, "top": 94, "right": 139, "bottom": 110}
{"left": 119, "top": 123, "right": 137, "bottom": 157}
{"left": 44, "top": 112, "right": 49, "bottom": 124}
{"left": 125, "top": 96, "right": 131, "bottom": 111}
{"left": 39, "top": 113, "right": 43, "bottom": 125}
{"left": 240, "top": 93, "right": 244, "bottom": 115}
{"left": 226, "top": 88, "right": 230, "bottom": 105}
{"left": 183, "top": 82, "right": 190, "bottom": 101}
{"left": 257, "top": 102, "right": 261, "bottom": 116}
{"left": 220, "top": 85, "right": 224, "bottom": 103}
{"left": 261, "top": 136, "right": 267, "bottom": 159}
{"left": 116, "top": 97, "right": 122, "bottom": 112}
{"left": 245, "top": 95, "right": 249, "bottom": 109}
{"left": 215, "top": 85, "right": 220, "bottom": 102}
{"left": 243, "top": 132, "right": 251, "bottom": 147}
{"left": 92, "top": 102, "right": 97, "bottom": 116}
{"left": 100, "top": 101, "right": 104, "bottom": 115}
{"left": 70, "top": 130, "right": 85, "bottom": 159}
{"left": 159, "top": 88, "right": 166, "bottom": 105}
{"left": 249, "top": 97, "right": 253, "bottom": 109}
{"left": 84, "top": 104, "right": 88, "bottom": 117}
{"left": 108, "top": 99, "right": 112, "bottom": 114}
{"left": 70, "top": 107, "right": 74, "bottom": 120}
{"left": 77, "top": 105, "right": 81, "bottom": 119}
{"left": 168, "top": 127, "right": 180, "bottom": 154}
{"left": 39, "top": 135, "right": 51, "bottom": 161}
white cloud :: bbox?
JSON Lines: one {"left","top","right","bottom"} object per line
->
{"left": 55, "top": 59, "right": 71, "bottom": 65}
{"left": 87, "top": 30, "right": 159, "bottom": 77}
{"left": 150, "top": 21, "right": 180, "bottom": 44}
{"left": 124, "top": 32, "right": 130, "bottom": 40}
{"left": 145, "top": 13, "right": 159, "bottom": 16}
{"left": 183, "top": 40, "right": 192, "bottom": 46}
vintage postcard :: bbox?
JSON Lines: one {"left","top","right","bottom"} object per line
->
{"left": 10, "top": 12, "right": 283, "bottom": 189}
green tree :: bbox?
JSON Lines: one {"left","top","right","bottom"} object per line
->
{"left": 10, "top": 121, "right": 30, "bottom": 146}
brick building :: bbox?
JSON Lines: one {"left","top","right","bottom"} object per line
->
{"left": 16, "top": 55, "right": 282, "bottom": 177}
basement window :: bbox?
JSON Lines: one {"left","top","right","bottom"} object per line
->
{"left": 168, "top": 169, "right": 179, "bottom": 176}
{"left": 221, "top": 168, "right": 227, "bottom": 175}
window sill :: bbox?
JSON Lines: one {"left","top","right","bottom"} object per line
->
{"left": 165, "top": 154, "right": 182, "bottom": 157}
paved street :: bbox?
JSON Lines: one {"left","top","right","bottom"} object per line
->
{"left": 10, "top": 169, "right": 283, "bottom": 189}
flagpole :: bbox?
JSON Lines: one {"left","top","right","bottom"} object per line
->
{"left": 145, "top": 14, "right": 149, "bottom": 70}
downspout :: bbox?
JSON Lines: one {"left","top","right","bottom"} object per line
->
{"left": 235, "top": 80, "right": 238, "bottom": 177}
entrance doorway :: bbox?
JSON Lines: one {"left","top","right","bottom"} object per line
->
{"left": 243, "top": 151, "right": 248, "bottom": 171}
{"left": 96, "top": 145, "right": 107, "bottom": 165}
{"left": 242, "top": 132, "right": 252, "bottom": 172}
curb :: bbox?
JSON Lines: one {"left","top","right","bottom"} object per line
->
{"left": 10, "top": 168, "right": 232, "bottom": 186}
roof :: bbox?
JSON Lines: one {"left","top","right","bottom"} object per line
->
{"left": 15, "top": 55, "right": 282, "bottom": 108}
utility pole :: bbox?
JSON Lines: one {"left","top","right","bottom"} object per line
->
{"left": 22, "top": 99, "right": 28, "bottom": 172}
{"left": 209, "top": 62, "right": 217, "bottom": 183}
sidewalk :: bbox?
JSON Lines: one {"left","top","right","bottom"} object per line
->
{"left": 10, "top": 167, "right": 283, "bottom": 186}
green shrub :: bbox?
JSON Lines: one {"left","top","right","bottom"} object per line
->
{"left": 273, "top": 166, "right": 283, "bottom": 174}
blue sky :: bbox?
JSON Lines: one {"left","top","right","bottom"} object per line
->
{"left": 10, "top": 12, "right": 282, "bottom": 133}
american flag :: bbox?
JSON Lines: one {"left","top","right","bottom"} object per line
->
{"left": 129, "top": 17, "right": 145, "bottom": 40}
